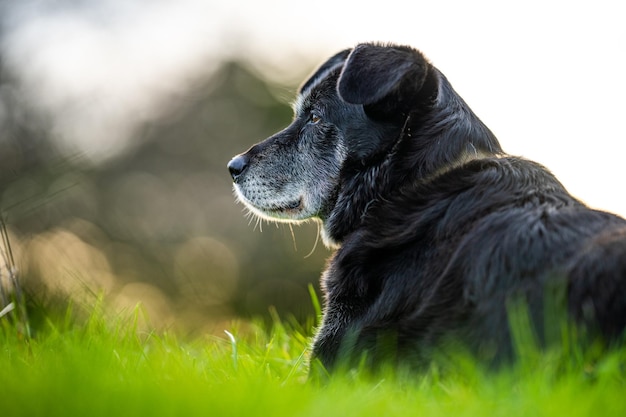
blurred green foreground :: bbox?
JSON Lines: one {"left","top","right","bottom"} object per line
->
{"left": 1, "top": 302, "right": 626, "bottom": 417}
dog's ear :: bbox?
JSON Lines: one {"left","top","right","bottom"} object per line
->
{"left": 337, "top": 43, "right": 437, "bottom": 120}
{"left": 299, "top": 48, "right": 352, "bottom": 95}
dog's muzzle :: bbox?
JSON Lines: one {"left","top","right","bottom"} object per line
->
{"left": 227, "top": 154, "right": 248, "bottom": 182}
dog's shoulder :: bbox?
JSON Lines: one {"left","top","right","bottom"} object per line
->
{"left": 343, "top": 155, "right": 626, "bottom": 289}
{"left": 327, "top": 155, "right": 626, "bottom": 311}
{"left": 357, "top": 156, "right": 576, "bottom": 247}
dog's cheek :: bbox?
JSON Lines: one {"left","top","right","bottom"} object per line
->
{"left": 314, "top": 152, "right": 345, "bottom": 210}
{"left": 346, "top": 126, "right": 395, "bottom": 161}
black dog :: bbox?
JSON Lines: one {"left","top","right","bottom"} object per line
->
{"left": 228, "top": 43, "right": 626, "bottom": 372}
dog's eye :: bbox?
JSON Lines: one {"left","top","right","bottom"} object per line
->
{"left": 309, "top": 113, "right": 321, "bottom": 125}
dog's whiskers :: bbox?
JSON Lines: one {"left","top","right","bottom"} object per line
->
{"left": 304, "top": 222, "right": 321, "bottom": 259}
{"left": 288, "top": 224, "right": 298, "bottom": 252}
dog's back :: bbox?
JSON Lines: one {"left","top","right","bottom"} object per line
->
{"left": 315, "top": 154, "right": 626, "bottom": 368}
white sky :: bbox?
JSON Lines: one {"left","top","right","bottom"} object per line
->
{"left": 1, "top": 0, "right": 625, "bottom": 216}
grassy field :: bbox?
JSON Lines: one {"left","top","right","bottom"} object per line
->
{"left": 1, "top": 299, "right": 626, "bottom": 417}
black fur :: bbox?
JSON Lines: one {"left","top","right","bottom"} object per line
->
{"left": 228, "top": 43, "right": 626, "bottom": 374}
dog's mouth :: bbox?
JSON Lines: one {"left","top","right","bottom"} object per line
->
{"left": 275, "top": 197, "right": 302, "bottom": 212}
{"left": 235, "top": 187, "right": 307, "bottom": 221}
{"left": 267, "top": 197, "right": 304, "bottom": 216}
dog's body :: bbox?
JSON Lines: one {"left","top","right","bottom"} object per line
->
{"left": 228, "top": 43, "right": 626, "bottom": 372}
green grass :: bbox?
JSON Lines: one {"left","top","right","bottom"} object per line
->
{"left": 1, "top": 301, "right": 626, "bottom": 417}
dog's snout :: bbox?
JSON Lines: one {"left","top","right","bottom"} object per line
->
{"left": 227, "top": 154, "right": 249, "bottom": 181}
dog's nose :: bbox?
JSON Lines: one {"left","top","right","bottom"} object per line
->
{"left": 227, "top": 154, "right": 248, "bottom": 181}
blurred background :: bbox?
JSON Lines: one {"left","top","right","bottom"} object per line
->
{"left": 0, "top": 0, "right": 624, "bottom": 334}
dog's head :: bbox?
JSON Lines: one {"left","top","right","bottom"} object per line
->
{"left": 228, "top": 43, "right": 501, "bottom": 246}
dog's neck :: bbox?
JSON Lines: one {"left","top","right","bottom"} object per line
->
{"left": 321, "top": 149, "right": 497, "bottom": 249}
{"left": 422, "top": 146, "right": 499, "bottom": 183}
{"left": 322, "top": 129, "right": 501, "bottom": 248}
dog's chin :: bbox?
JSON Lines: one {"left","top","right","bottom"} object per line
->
{"left": 263, "top": 198, "right": 306, "bottom": 220}
{"left": 235, "top": 189, "right": 310, "bottom": 223}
